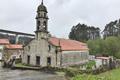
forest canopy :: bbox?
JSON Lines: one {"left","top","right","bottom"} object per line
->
{"left": 87, "top": 36, "right": 120, "bottom": 58}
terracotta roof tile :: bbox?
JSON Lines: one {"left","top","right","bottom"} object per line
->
{"left": 49, "top": 37, "right": 89, "bottom": 51}
{"left": 0, "top": 39, "right": 9, "bottom": 45}
{"left": 5, "top": 44, "right": 23, "bottom": 50}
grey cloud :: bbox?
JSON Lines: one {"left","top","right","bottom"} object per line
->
{"left": 0, "top": 0, "right": 120, "bottom": 38}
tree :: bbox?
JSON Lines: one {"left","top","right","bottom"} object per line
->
{"left": 104, "top": 37, "right": 120, "bottom": 57}
{"left": 87, "top": 36, "right": 120, "bottom": 58}
{"left": 87, "top": 39, "right": 104, "bottom": 55}
{"left": 69, "top": 23, "right": 100, "bottom": 42}
{"left": 103, "top": 19, "right": 120, "bottom": 39}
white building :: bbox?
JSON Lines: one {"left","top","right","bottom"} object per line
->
{"left": 95, "top": 57, "right": 111, "bottom": 68}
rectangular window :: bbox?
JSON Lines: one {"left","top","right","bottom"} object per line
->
{"left": 47, "top": 57, "right": 51, "bottom": 66}
{"left": 36, "top": 56, "right": 40, "bottom": 66}
{"left": 27, "top": 55, "right": 30, "bottom": 64}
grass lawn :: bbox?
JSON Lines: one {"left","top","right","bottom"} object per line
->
{"left": 98, "top": 68, "right": 120, "bottom": 80}
{"left": 15, "top": 63, "right": 40, "bottom": 69}
{"left": 72, "top": 68, "right": 120, "bottom": 80}
{"left": 15, "top": 63, "right": 30, "bottom": 68}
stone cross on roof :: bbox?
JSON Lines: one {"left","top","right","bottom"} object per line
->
{"left": 41, "top": 0, "right": 44, "bottom": 5}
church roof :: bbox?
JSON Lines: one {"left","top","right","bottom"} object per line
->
{"left": 37, "top": 3, "right": 47, "bottom": 12}
{"left": 0, "top": 39, "right": 9, "bottom": 45}
{"left": 49, "top": 37, "right": 89, "bottom": 51}
{"left": 5, "top": 44, "right": 23, "bottom": 50}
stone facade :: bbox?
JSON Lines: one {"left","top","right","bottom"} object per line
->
{"left": 4, "top": 49, "right": 23, "bottom": 61}
{"left": 3, "top": 44, "right": 23, "bottom": 61}
{"left": 22, "top": 1, "right": 89, "bottom": 67}
{"left": 0, "top": 39, "right": 10, "bottom": 60}
{"left": 61, "top": 51, "right": 89, "bottom": 67}
{"left": 0, "top": 45, "right": 4, "bottom": 60}
{"left": 22, "top": 38, "right": 61, "bottom": 67}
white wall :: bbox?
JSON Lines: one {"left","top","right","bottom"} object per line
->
{"left": 95, "top": 59, "right": 109, "bottom": 68}
{"left": 0, "top": 45, "right": 4, "bottom": 60}
{"left": 0, "top": 52, "right": 2, "bottom": 60}
{"left": 0, "top": 45, "right": 4, "bottom": 50}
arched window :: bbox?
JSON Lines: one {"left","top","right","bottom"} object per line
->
{"left": 44, "top": 21, "right": 46, "bottom": 26}
{"left": 43, "top": 21, "right": 47, "bottom": 30}
{"left": 28, "top": 46, "right": 30, "bottom": 51}
{"left": 38, "top": 21, "right": 41, "bottom": 27}
{"left": 48, "top": 45, "right": 51, "bottom": 52}
{"left": 44, "top": 13, "right": 46, "bottom": 17}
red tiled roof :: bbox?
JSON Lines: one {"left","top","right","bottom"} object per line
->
{"left": 5, "top": 44, "right": 23, "bottom": 50}
{"left": 0, "top": 39, "right": 9, "bottom": 45}
{"left": 96, "top": 57, "right": 110, "bottom": 60}
{"left": 49, "top": 37, "right": 89, "bottom": 51}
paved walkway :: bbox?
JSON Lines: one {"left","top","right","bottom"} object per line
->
{"left": 0, "top": 62, "right": 66, "bottom": 80}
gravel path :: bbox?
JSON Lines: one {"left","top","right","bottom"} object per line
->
{"left": 0, "top": 62, "right": 66, "bottom": 80}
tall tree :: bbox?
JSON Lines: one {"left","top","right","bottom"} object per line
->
{"left": 103, "top": 19, "right": 120, "bottom": 39}
{"left": 69, "top": 23, "right": 100, "bottom": 42}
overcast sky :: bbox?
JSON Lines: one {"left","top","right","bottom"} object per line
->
{"left": 0, "top": 0, "right": 120, "bottom": 38}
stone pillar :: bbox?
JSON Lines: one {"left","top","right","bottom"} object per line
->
{"left": 15, "top": 34, "right": 19, "bottom": 44}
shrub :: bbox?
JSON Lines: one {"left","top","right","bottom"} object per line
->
{"left": 15, "top": 58, "right": 22, "bottom": 64}
{"left": 86, "top": 60, "right": 96, "bottom": 70}
{"left": 72, "top": 74, "right": 112, "bottom": 80}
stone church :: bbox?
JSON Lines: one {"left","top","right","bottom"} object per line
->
{"left": 22, "top": 1, "right": 89, "bottom": 67}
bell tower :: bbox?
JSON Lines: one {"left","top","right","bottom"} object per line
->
{"left": 35, "top": 0, "right": 49, "bottom": 39}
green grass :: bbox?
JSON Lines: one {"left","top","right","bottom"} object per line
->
{"left": 15, "top": 63, "right": 30, "bottom": 68}
{"left": 15, "top": 63, "right": 38, "bottom": 68}
{"left": 72, "top": 68, "right": 120, "bottom": 80}
{"left": 98, "top": 68, "right": 120, "bottom": 80}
